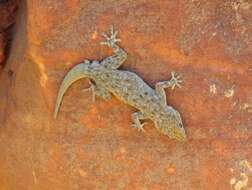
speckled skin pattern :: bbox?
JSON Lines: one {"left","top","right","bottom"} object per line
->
{"left": 54, "top": 27, "right": 186, "bottom": 141}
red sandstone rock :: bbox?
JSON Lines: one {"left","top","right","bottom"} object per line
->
{"left": 0, "top": 0, "right": 19, "bottom": 67}
{"left": 0, "top": 33, "right": 5, "bottom": 65}
{"left": 0, "top": 1, "right": 251, "bottom": 189}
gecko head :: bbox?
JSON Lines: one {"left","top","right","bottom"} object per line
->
{"left": 157, "top": 107, "right": 186, "bottom": 141}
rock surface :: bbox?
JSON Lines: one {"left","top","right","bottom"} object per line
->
{"left": 0, "top": 1, "right": 251, "bottom": 189}
{"left": 0, "top": 0, "right": 19, "bottom": 67}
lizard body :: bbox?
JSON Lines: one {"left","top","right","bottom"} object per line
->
{"left": 54, "top": 27, "right": 186, "bottom": 141}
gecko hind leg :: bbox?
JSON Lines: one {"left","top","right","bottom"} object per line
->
{"left": 131, "top": 112, "right": 148, "bottom": 132}
{"left": 100, "top": 26, "right": 127, "bottom": 69}
{"left": 155, "top": 72, "right": 182, "bottom": 106}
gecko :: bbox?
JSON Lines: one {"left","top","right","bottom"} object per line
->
{"left": 54, "top": 26, "right": 186, "bottom": 141}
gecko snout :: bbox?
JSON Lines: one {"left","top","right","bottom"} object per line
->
{"left": 156, "top": 108, "right": 187, "bottom": 141}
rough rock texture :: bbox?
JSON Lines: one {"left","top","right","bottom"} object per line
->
{"left": 0, "top": 0, "right": 19, "bottom": 67}
{"left": 0, "top": 1, "right": 252, "bottom": 190}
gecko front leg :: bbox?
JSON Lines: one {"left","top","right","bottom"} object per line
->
{"left": 155, "top": 72, "right": 182, "bottom": 106}
{"left": 131, "top": 112, "right": 148, "bottom": 132}
{"left": 100, "top": 26, "right": 127, "bottom": 69}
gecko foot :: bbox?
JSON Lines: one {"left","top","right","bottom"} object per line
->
{"left": 131, "top": 121, "right": 145, "bottom": 132}
{"left": 100, "top": 26, "right": 121, "bottom": 47}
{"left": 81, "top": 80, "right": 96, "bottom": 102}
{"left": 169, "top": 71, "right": 183, "bottom": 90}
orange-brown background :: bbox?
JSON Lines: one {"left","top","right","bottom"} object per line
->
{"left": 0, "top": 1, "right": 251, "bottom": 189}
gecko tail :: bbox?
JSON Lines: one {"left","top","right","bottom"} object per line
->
{"left": 54, "top": 63, "right": 88, "bottom": 119}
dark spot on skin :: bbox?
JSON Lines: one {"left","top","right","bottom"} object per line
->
{"left": 146, "top": 99, "right": 151, "bottom": 104}
{"left": 144, "top": 92, "right": 148, "bottom": 95}
{"left": 150, "top": 111, "right": 156, "bottom": 115}
{"left": 105, "top": 73, "right": 109, "bottom": 78}
{"left": 132, "top": 98, "right": 137, "bottom": 102}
